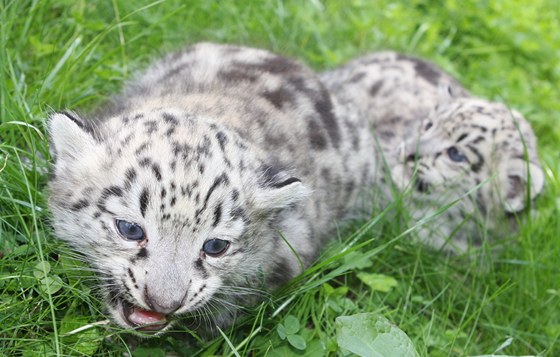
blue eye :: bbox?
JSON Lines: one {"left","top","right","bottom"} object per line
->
{"left": 202, "top": 239, "right": 230, "bottom": 257}
{"left": 447, "top": 146, "right": 468, "bottom": 163}
{"left": 116, "top": 220, "right": 145, "bottom": 241}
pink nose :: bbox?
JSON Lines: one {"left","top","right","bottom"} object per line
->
{"left": 143, "top": 286, "right": 183, "bottom": 314}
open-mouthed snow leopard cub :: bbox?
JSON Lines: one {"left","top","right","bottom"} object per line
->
{"left": 47, "top": 43, "right": 377, "bottom": 334}
{"left": 321, "top": 51, "right": 544, "bottom": 251}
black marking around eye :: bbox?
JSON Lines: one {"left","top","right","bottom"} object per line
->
{"left": 137, "top": 247, "right": 148, "bottom": 259}
{"left": 140, "top": 188, "right": 150, "bottom": 217}
{"left": 467, "top": 144, "right": 485, "bottom": 173}
{"left": 194, "top": 259, "right": 208, "bottom": 278}
{"left": 456, "top": 133, "right": 468, "bottom": 143}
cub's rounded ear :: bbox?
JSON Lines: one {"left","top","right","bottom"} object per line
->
{"left": 252, "top": 165, "right": 310, "bottom": 211}
{"left": 500, "top": 159, "right": 544, "bottom": 213}
{"left": 47, "top": 111, "right": 99, "bottom": 162}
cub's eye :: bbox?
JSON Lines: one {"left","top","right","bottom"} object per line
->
{"left": 202, "top": 239, "right": 230, "bottom": 257}
{"left": 447, "top": 146, "right": 468, "bottom": 163}
{"left": 115, "top": 220, "right": 145, "bottom": 241}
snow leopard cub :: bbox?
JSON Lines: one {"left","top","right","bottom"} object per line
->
{"left": 47, "top": 43, "right": 376, "bottom": 333}
{"left": 321, "top": 51, "right": 544, "bottom": 251}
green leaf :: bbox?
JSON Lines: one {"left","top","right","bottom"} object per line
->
{"left": 33, "top": 261, "right": 51, "bottom": 279}
{"left": 39, "top": 275, "right": 63, "bottom": 294}
{"left": 284, "top": 315, "right": 300, "bottom": 334}
{"left": 343, "top": 251, "right": 374, "bottom": 270}
{"left": 357, "top": 273, "right": 398, "bottom": 293}
{"left": 277, "top": 323, "right": 287, "bottom": 340}
{"left": 336, "top": 313, "right": 419, "bottom": 357}
{"left": 287, "top": 334, "right": 307, "bottom": 351}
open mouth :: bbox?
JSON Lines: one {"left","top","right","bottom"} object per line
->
{"left": 120, "top": 300, "right": 169, "bottom": 333}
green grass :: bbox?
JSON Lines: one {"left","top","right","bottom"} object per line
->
{"left": 1, "top": 0, "right": 559, "bottom": 355}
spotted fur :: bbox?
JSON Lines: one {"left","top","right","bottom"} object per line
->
{"left": 48, "top": 45, "right": 542, "bottom": 334}
{"left": 48, "top": 43, "right": 374, "bottom": 334}
{"left": 321, "top": 51, "right": 544, "bottom": 250}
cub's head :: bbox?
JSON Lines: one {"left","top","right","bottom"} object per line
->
{"left": 390, "top": 96, "right": 544, "bottom": 242}
{"left": 47, "top": 109, "right": 308, "bottom": 333}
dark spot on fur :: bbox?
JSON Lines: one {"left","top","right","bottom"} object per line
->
{"left": 124, "top": 168, "right": 137, "bottom": 188}
{"left": 128, "top": 268, "right": 136, "bottom": 284}
{"left": 194, "top": 258, "right": 208, "bottom": 278}
{"left": 138, "top": 157, "right": 152, "bottom": 167}
{"left": 369, "top": 80, "right": 383, "bottom": 96}
{"left": 267, "top": 257, "right": 292, "bottom": 287}
{"left": 216, "top": 131, "right": 227, "bottom": 152}
{"left": 252, "top": 56, "right": 300, "bottom": 75}
{"left": 308, "top": 119, "right": 327, "bottom": 150}
{"left": 467, "top": 144, "right": 485, "bottom": 173}
{"left": 350, "top": 72, "right": 366, "bottom": 83}
{"left": 195, "top": 173, "right": 229, "bottom": 217}
{"left": 231, "top": 189, "right": 239, "bottom": 202}
{"left": 398, "top": 54, "right": 441, "bottom": 86}
{"left": 456, "top": 133, "right": 468, "bottom": 143}
{"left": 135, "top": 143, "right": 149, "bottom": 156}
{"left": 262, "top": 87, "right": 294, "bottom": 109}
{"left": 230, "top": 206, "right": 245, "bottom": 221}
{"left": 137, "top": 247, "right": 148, "bottom": 259}
{"left": 101, "top": 186, "right": 123, "bottom": 199}
{"left": 140, "top": 188, "right": 150, "bottom": 217}
{"left": 217, "top": 69, "right": 258, "bottom": 82}
{"left": 212, "top": 203, "right": 222, "bottom": 227}
{"left": 314, "top": 88, "right": 340, "bottom": 149}
{"left": 152, "top": 163, "right": 162, "bottom": 181}
{"left": 71, "top": 199, "right": 89, "bottom": 211}
{"left": 162, "top": 113, "right": 179, "bottom": 126}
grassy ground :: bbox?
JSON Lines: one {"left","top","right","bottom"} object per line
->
{"left": 1, "top": 0, "right": 559, "bottom": 355}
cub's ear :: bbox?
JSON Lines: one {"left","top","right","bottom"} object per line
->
{"left": 47, "top": 111, "right": 99, "bottom": 162}
{"left": 500, "top": 159, "right": 544, "bottom": 213}
{"left": 252, "top": 165, "right": 310, "bottom": 211}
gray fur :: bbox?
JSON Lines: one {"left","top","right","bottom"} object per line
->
{"left": 48, "top": 44, "right": 542, "bottom": 333}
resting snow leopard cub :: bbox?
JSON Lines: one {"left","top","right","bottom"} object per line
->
{"left": 47, "top": 44, "right": 542, "bottom": 333}
{"left": 321, "top": 51, "right": 544, "bottom": 250}
{"left": 48, "top": 43, "right": 375, "bottom": 333}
